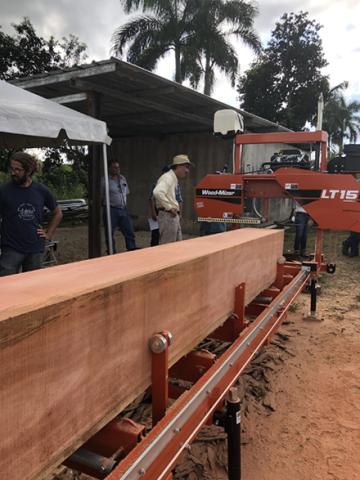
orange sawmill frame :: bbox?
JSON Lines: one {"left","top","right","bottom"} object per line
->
{"left": 101, "top": 263, "right": 310, "bottom": 480}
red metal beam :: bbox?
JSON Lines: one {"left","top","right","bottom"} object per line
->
{"left": 235, "top": 131, "right": 328, "bottom": 145}
{"left": 149, "top": 332, "right": 172, "bottom": 427}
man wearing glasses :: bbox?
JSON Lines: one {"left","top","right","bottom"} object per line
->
{"left": 102, "top": 160, "right": 137, "bottom": 253}
{"left": 0, "top": 152, "right": 63, "bottom": 276}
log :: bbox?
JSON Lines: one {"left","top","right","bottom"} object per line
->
{"left": 0, "top": 228, "right": 283, "bottom": 480}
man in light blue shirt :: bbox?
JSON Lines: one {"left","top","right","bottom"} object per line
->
{"left": 102, "top": 161, "right": 136, "bottom": 253}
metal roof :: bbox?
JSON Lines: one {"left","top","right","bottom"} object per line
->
{"left": 12, "top": 58, "right": 289, "bottom": 138}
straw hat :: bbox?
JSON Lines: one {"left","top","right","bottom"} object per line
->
{"left": 171, "top": 154, "right": 193, "bottom": 166}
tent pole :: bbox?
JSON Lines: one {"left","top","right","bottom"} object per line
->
{"left": 103, "top": 144, "right": 113, "bottom": 254}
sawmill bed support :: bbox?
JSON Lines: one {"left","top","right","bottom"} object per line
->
{"left": 149, "top": 331, "right": 172, "bottom": 427}
{"left": 64, "top": 418, "right": 145, "bottom": 478}
{"left": 310, "top": 278, "right": 318, "bottom": 315}
{"left": 63, "top": 260, "right": 310, "bottom": 480}
{"left": 211, "top": 283, "right": 246, "bottom": 342}
{"left": 104, "top": 267, "right": 310, "bottom": 480}
{"left": 226, "top": 388, "right": 242, "bottom": 480}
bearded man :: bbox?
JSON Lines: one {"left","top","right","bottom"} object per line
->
{"left": 0, "top": 152, "right": 63, "bottom": 276}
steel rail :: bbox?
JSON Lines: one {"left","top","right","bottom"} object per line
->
{"left": 108, "top": 267, "right": 310, "bottom": 480}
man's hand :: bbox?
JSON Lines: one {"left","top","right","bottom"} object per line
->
{"left": 169, "top": 208, "right": 178, "bottom": 217}
{"left": 37, "top": 226, "right": 50, "bottom": 241}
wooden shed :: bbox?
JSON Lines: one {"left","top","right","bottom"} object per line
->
{"left": 13, "top": 58, "right": 290, "bottom": 255}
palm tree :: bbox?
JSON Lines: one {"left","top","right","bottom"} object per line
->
{"left": 182, "top": 0, "right": 261, "bottom": 95}
{"left": 323, "top": 82, "right": 360, "bottom": 152}
{"left": 112, "top": 0, "right": 261, "bottom": 94}
{"left": 112, "top": 0, "right": 193, "bottom": 83}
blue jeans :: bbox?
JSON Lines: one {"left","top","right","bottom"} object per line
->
{"left": 104, "top": 207, "right": 136, "bottom": 253}
{"left": 294, "top": 212, "right": 309, "bottom": 254}
{"left": 342, "top": 231, "right": 360, "bottom": 256}
{"left": 0, "top": 247, "right": 43, "bottom": 276}
{"left": 199, "top": 222, "right": 227, "bottom": 236}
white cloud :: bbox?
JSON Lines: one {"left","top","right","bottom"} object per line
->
{"left": 213, "top": 0, "right": 360, "bottom": 105}
{"left": 0, "top": 0, "right": 124, "bottom": 60}
{"left": 0, "top": 0, "right": 359, "bottom": 106}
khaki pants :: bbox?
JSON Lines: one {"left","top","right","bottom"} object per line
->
{"left": 158, "top": 210, "right": 182, "bottom": 244}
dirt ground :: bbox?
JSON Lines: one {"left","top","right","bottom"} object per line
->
{"left": 242, "top": 259, "right": 360, "bottom": 480}
{"left": 50, "top": 226, "right": 360, "bottom": 480}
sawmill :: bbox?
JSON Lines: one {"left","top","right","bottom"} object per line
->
{"left": 1, "top": 108, "right": 360, "bottom": 480}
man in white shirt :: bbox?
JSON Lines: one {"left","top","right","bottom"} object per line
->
{"left": 153, "top": 154, "right": 192, "bottom": 244}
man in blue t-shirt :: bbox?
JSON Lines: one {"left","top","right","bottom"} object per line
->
{"left": 0, "top": 152, "right": 63, "bottom": 276}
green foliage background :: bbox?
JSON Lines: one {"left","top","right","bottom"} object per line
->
{"left": 1, "top": 157, "right": 88, "bottom": 200}
{"left": 0, "top": 19, "right": 89, "bottom": 200}
{"left": 238, "top": 11, "right": 329, "bottom": 131}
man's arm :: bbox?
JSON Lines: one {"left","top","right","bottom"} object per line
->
{"left": 37, "top": 207, "right": 63, "bottom": 241}
{"left": 175, "top": 184, "right": 183, "bottom": 216}
{"left": 153, "top": 178, "right": 168, "bottom": 206}
{"left": 153, "top": 175, "right": 178, "bottom": 216}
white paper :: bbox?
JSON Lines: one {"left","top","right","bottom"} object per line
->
{"left": 148, "top": 218, "right": 159, "bottom": 231}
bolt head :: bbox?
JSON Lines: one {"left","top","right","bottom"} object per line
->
{"left": 149, "top": 334, "right": 167, "bottom": 353}
{"left": 166, "top": 331, "right": 174, "bottom": 345}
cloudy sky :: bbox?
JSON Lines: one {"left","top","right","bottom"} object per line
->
{"left": 1, "top": 0, "right": 359, "bottom": 107}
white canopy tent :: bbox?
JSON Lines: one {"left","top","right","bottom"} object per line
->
{"left": 0, "top": 80, "right": 114, "bottom": 254}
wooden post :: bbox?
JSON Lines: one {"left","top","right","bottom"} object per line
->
{"left": 87, "top": 91, "right": 102, "bottom": 258}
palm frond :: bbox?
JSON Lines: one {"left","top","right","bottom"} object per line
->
{"left": 181, "top": 53, "right": 203, "bottom": 87}
{"left": 219, "top": 0, "right": 259, "bottom": 29}
{"left": 232, "top": 25, "right": 261, "bottom": 53}
{"left": 209, "top": 34, "right": 238, "bottom": 79}
{"left": 111, "top": 15, "right": 161, "bottom": 56}
{"left": 119, "top": 0, "right": 144, "bottom": 14}
{"left": 132, "top": 43, "right": 170, "bottom": 70}
{"left": 127, "top": 28, "right": 167, "bottom": 64}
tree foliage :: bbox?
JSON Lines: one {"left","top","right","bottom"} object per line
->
{"left": 238, "top": 11, "right": 329, "bottom": 130}
{"left": 181, "top": 0, "right": 261, "bottom": 95}
{"left": 0, "top": 17, "right": 87, "bottom": 80}
{"left": 112, "top": 0, "right": 192, "bottom": 82}
{"left": 322, "top": 82, "right": 360, "bottom": 152}
{"left": 113, "top": 0, "right": 260, "bottom": 94}
{"left": 0, "top": 147, "right": 89, "bottom": 200}
{"left": 39, "top": 144, "right": 89, "bottom": 200}
{"left": 0, "top": 18, "right": 89, "bottom": 199}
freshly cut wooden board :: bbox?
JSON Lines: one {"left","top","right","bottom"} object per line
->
{"left": 0, "top": 228, "right": 283, "bottom": 480}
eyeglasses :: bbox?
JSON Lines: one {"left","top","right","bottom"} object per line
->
{"left": 9, "top": 166, "right": 25, "bottom": 173}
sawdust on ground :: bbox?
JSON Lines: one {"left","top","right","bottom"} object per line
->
{"left": 49, "top": 227, "right": 360, "bottom": 480}
{"left": 242, "top": 253, "right": 360, "bottom": 480}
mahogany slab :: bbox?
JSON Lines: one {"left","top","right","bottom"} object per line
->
{"left": 0, "top": 228, "right": 283, "bottom": 480}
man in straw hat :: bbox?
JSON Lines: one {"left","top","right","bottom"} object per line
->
{"left": 153, "top": 154, "right": 193, "bottom": 244}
